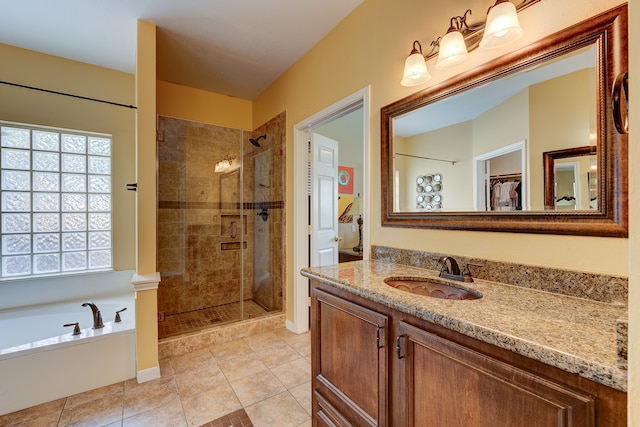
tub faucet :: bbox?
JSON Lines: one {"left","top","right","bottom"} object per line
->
{"left": 81, "top": 301, "right": 104, "bottom": 329}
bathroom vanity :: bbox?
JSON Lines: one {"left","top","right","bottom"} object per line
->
{"left": 302, "top": 261, "right": 627, "bottom": 426}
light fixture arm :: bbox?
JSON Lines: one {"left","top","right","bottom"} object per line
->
{"left": 448, "top": 9, "right": 476, "bottom": 33}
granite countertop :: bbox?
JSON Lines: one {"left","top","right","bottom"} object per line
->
{"left": 301, "top": 260, "right": 628, "bottom": 392}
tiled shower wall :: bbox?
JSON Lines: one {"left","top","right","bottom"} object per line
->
{"left": 157, "top": 113, "right": 285, "bottom": 318}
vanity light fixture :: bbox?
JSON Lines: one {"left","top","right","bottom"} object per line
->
{"left": 435, "top": 10, "right": 474, "bottom": 70}
{"left": 400, "top": 41, "right": 432, "bottom": 87}
{"left": 214, "top": 154, "right": 236, "bottom": 173}
{"left": 480, "top": 0, "right": 525, "bottom": 48}
{"left": 400, "top": 0, "right": 539, "bottom": 86}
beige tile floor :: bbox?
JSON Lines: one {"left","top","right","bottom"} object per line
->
{"left": 0, "top": 329, "right": 312, "bottom": 427}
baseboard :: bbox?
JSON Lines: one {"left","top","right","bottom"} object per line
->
{"left": 286, "top": 319, "right": 309, "bottom": 334}
{"left": 137, "top": 365, "right": 161, "bottom": 383}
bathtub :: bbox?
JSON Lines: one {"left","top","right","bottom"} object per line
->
{"left": 0, "top": 271, "right": 136, "bottom": 416}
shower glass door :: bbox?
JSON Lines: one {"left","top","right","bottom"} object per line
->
{"left": 156, "top": 117, "right": 244, "bottom": 338}
{"left": 156, "top": 115, "right": 284, "bottom": 339}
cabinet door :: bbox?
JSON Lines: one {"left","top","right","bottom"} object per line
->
{"left": 395, "top": 321, "right": 595, "bottom": 427}
{"left": 312, "top": 288, "right": 388, "bottom": 427}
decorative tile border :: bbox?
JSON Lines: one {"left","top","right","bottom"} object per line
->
{"left": 158, "top": 200, "right": 285, "bottom": 210}
{"left": 200, "top": 408, "right": 254, "bottom": 427}
{"left": 371, "top": 245, "right": 628, "bottom": 304}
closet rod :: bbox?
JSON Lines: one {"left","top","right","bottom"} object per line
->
{"left": 394, "top": 152, "right": 456, "bottom": 165}
{"left": 489, "top": 173, "right": 522, "bottom": 180}
{"left": 0, "top": 80, "right": 137, "bottom": 109}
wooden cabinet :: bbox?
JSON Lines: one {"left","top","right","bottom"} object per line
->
{"left": 395, "top": 321, "right": 593, "bottom": 426}
{"left": 312, "top": 288, "right": 388, "bottom": 426}
{"left": 311, "top": 280, "right": 626, "bottom": 427}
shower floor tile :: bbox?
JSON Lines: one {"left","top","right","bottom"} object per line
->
{"left": 158, "top": 300, "right": 269, "bottom": 339}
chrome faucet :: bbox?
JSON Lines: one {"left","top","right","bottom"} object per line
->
{"left": 81, "top": 301, "right": 104, "bottom": 329}
{"left": 438, "top": 256, "right": 480, "bottom": 283}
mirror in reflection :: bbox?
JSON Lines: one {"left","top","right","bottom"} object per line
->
{"left": 543, "top": 146, "right": 597, "bottom": 210}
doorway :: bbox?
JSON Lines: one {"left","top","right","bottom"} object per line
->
{"left": 291, "top": 87, "right": 370, "bottom": 333}
{"left": 473, "top": 140, "right": 527, "bottom": 211}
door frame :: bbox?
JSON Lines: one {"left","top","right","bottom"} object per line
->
{"left": 290, "top": 86, "right": 370, "bottom": 333}
{"left": 473, "top": 140, "right": 527, "bottom": 211}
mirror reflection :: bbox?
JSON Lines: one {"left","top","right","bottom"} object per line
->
{"left": 392, "top": 45, "right": 596, "bottom": 213}
{"left": 543, "top": 146, "right": 598, "bottom": 210}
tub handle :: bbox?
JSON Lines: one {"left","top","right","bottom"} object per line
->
{"left": 64, "top": 323, "right": 81, "bottom": 336}
{"left": 115, "top": 308, "right": 127, "bottom": 323}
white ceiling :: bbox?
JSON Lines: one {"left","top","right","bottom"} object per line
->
{"left": 0, "top": 0, "right": 363, "bottom": 100}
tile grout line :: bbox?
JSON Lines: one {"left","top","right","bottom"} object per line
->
{"left": 212, "top": 345, "right": 245, "bottom": 415}
{"left": 55, "top": 397, "right": 66, "bottom": 427}
{"left": 175, "top": 352, "right": 190, "bottom": 427}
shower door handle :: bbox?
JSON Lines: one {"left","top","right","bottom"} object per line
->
{"left": 230, "top": 221, "right": 237, "bottom": 238}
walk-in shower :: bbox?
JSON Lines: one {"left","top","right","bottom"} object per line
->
{"left": 156, "top": 113, "right": 285, "bottom": 339}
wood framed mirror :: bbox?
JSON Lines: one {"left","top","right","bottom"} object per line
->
{"left": 543, "top": 146, "right": 598, "bottom": 211}
{"left": 381, "top": 4, "right": 627, "bottom": 237}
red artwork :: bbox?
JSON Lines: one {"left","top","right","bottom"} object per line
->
{"left": 338, "top": 166, "right": 354, "bottom": 195}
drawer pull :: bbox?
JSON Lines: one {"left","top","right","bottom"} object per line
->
{"left": 396, "top": 334, "right": 406, "bottom": 359}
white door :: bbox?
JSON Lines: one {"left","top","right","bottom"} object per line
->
{"left": 311, "top": 133, "right": 339, "bottom": 267}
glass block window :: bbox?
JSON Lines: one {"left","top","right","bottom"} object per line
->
{"left": 0, "top": 122, "right": 112, "bottom": 278}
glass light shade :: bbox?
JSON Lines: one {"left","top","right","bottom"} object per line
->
{"left": 400, "top": 52, "right": 431, "bottom": 87}
{"left": 435, "top": 30, "right": 469, "bottom": 70}
{"left": 214, "top": 155, "right": 236, "bottom": 173}
{"left": 480, "top": 1, "right": 524, "bottom": 48}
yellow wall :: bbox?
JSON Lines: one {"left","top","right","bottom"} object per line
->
{"left": 0, "top": 43, "right": 136, "bottom": 271}
{"left": 404, "top": 122, "right": 473, "bottom": 211}
{"left": 134, "top": 20, "right": 159, "bottom": 372}
{"left": 473, "top": 90, "right": 529, "bottom": 159}
{"left": 157, "top": 80, "right": 252, "bottom": 130}
{"left": 136, "top": 21, "right": 157, "bottom": 276}
{"left": 529, "top": 69, "right": 594, "bottom": 210}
